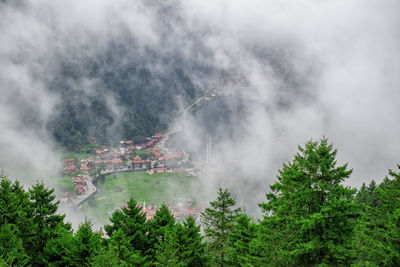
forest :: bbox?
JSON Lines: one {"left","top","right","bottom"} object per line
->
{"left": 1, "top": 138, "right": 400, "bottom": 266}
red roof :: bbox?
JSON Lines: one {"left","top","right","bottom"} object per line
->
{"left": 111, "top": 159, "right": 123, "bottom": 165}
{"left": 65, "top": 165, "right": 76, "bottom": 170}
{"left": 72, "top": 177, "right": 83, "bottom": 183}
{"left": 80, "top": 167, "right": 90, "bottom": 172}
{"left": 133, "top": 156, "right": 142, "bottom": 163}
{"left": 63, "top": 158, "right": 74, "bottom": 163}
{"left": 151, "top": 168, "right": 166, "bottom": 171}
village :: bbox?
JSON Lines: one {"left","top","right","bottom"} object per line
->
{"left": 122, "top": 198, "right": 201, "bottom": 221}
{"left": 61, "top": 133, "right": 201, "bottom": 220}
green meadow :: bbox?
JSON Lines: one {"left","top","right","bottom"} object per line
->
{"left": 80, "top": 171, "right": 203, "bottom": 222}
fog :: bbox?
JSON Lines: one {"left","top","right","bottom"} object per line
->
{"left": 0, "top": 0, "right": 399, "bottom": 218}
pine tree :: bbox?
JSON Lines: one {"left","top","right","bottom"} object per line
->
{"left": 355, "top": 180, "right": 378, "bottom": 209}
{"left": 153, "top": 215, "right": 206, "bottom": 267}
{"left": 154, "top": 227, "right": 182, "bottom": 267}
{"left": 0, "top": 176, "right": 35, "bottom": 261}
{"left": 39, "top": 223, "right": 74, "bottom": 266}
{"left": 178, "top": 216, "right": 207, "bottom": 267}
{"left": 89, "top": 248, "right": 121, "bottom": 267}
{"left": 148, "top": 203, "right": 176, "bottom": 260}
{"left": 226, "top": 213, "right": 257, "bottom": 266}
{"left": 258, "top": 138, "right": 359, "bottom": 266}
{"left": 104, "top": 196, "right": 149, "bottom": 254}
{"left": 0, "top": 224, "right": 30, "bottom": 266}
{"left": 28, "top": 182, "right": 68, "bottom": 264}
{"left": 353, "top": 165, "right": 400, "bottom": 265}
{"left": 201, "top": 188, "right": 241, "bottom": 266}
{"left": 107, "top": 228, "right": 147, "bottom": 266}
{"left": 65, "top": 219, "right": 102, "bottom": 266}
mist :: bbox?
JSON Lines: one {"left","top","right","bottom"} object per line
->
{"left": 1, "top": 0, "right": 399, "bottom": 218}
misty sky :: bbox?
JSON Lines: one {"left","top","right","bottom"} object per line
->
{"left": 0, "top": 0, "right": 399, "bottom": 212}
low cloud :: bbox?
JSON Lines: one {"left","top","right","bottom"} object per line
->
{"left": 0, "top": 0, "right": 399, "bottom": 217}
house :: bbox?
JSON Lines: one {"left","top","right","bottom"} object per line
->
{"left": 93, "top": 160, "right": 102, "bottom": 168}
{"left": 103, "top": 160, "right": 112, "bottom": 170}
{"left": 95, "top": 150, "right": 104, "bottom": 158}
{"left": 133, "top": 156, "right": 145, "bottom": 169}
{"left": 126, "top": 141, "right": 133, "bottom": 146}
{"left": 63, "top": 158, "right": 75, "bottom": 167}
{"left": 74, "top": 184, "right": 84, "bottom": 190}
{"left": 64, "top": 165, "right": 76, "bottom": 174}
{"left": 111, "top": 159, "right": 124, "bottom": 169}
{"left": 81, "top": 159, "right": 92, "bottom": 169}
{"left": 145, "top": 160, "right": 151, "bottom": 169}
{"left": 77, "top": 188, "right": 85, "bottom": 195}
{"left": 74, "top": 183, "right": 86, "bottom": 195}
{"left": 147, "top": 168, "right": 166, "bottom": 175}
{"left": 154, "top": 133, "right": 162, "bottom": 139}
{"left": 72, "top": 176, "right": 86, "bottom": 184}
{"left": 80, "top": 166, "right": 90, "bottom": 173}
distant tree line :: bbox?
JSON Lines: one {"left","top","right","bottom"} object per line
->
{"left": 1, "top": 138, "right": 400, "bottom": 266}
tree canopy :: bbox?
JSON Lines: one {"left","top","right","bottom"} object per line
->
{"left": 1, "top": 138, "right": 400, "bottom": 266}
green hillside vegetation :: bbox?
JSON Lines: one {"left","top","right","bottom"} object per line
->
{"left": 80, "top": 171, "right": 204, "bottom": 222}
{"left": 2, "top": 138, "right": 400, "bottom": 266}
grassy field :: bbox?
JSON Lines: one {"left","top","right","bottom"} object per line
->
{"left": 80, "top": 171, "right": 204, "bottom": 222}
{"left": 58, "top": 177, "right": 75, "bottom": 192}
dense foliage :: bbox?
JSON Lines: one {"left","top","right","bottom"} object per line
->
{"left": 1, "top": 138, "right": 400, "bottom": 266}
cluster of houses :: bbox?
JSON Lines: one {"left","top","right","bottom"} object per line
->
{"left": 122, "top": 197, "right": 200, "bottom": 221}
{"left": 167, "top": 198, "right": 201, "bottom": 221}
{"left": 61, "top": 175, "right": 88, "bottom": 203}
{"left": 72, "top": 176, "right": 87, "bottom": 196}
{"left": 60, "top": 132, "right": 194, "bottom": 206}
{"left": 62, "top": 132, "right": 188, "bottom": 176}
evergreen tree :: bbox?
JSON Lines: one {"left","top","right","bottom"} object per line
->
{"left": 0, "top": 224, "right": 30, "bottom": 266}
{"left": 148, "top": 203, "right": 176, "bottom": 260}
{"left": 65, "top": 219, "right": 102, "bottom": 266}
{"left": 39, "top": 223, "right": 74, "bottom": 266}
{"left": 258, "top": 138, "right": 359, "bottom": 266}
{"left": 201, "top": 188, "right": 240, "bottom": 266}
{"left": 104, "top": 197, "right": 149, "bottom": 255}
{"left": 89, "top": 248, "right": 121, "bottom": 267}
{"left": 355, "top": 180, "right": 378, "bottom": 209}
{"left": 226, "top": 213, "right": 257, "bottom": 266}
{"left": 107, "top": 228, "right": 147, "bottom": 266}
{"left": 178, "top": 216, "right": 206, "bottom": 267}
{"left": 353, "top": 165, "right": 400, "bottom": 266}
{"left": 28, "top": 182, "right": 68, "bottom": 265}
{"left": 153, "top": 215, "right": 206, "bottom": 267}
{"left": 154, "top": 227, "right": 182, "bottom": 267}
{"left": 0, "top": 176, "right": 35, "bottom": 261}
